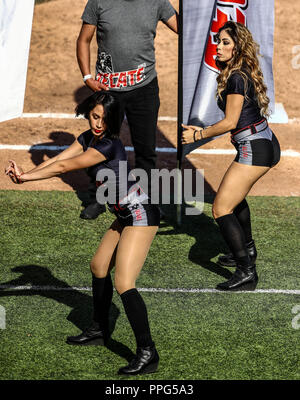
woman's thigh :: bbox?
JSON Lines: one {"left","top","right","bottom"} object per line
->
{"left": 90, "top": 219, "right": 123, "bottom": 277}
{"left": 213, "top": 161, "right": 270, "bottom": 218}
{"left": 114, "top": 226, "right": 158, "bottom": 294}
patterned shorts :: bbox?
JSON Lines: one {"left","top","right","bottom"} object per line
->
{"left": 107, "top": 187, "right": 160, "bottom": 227}
{"left": 232, "top": 126, "right": 281, "bottom": 167}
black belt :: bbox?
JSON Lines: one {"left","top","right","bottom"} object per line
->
{"left": 231, "top": 118, "right": 268, "bottom": 142}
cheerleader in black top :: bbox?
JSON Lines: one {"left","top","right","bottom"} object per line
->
{"left": 182, "top": 21, "right": 280, "bottom": 291}
{"left": 5, "top": 92, "right": 160, "bottom": 375}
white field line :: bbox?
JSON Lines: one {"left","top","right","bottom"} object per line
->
{"left": 0, "top": 284, "right": 299, "bottom": 295}
{"left": 21, "top": 113, "right": 83, "bottom": 119}
{"left": 20, "top": 113, "right": 177, "bottom": 122}
{"left": 19, "top": 113, "right": 300, "bottom": 124}
{"left": 288, "top": 117, "right": 300, "bottom": 124}
{"left": 0, "top": 144, "right": 299, "bottom": 158}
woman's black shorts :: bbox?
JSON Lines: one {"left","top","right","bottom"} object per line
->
{"left": 108, "top": 203, "right": 160, "bottom": 227}
{"left": 232, "top": 126, "right": 281, "bottom": 167}
{"left": 107, "top": 183, "right": 160, "bottom": 227}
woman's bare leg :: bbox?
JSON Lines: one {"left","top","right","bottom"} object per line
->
{"left": 90, "top": 219, "right": 123, "bottom": 277}
{"left": 212, "top": 161, "right": 270, "bottom": 219}
{"left": 113, "top": 225, "right": 159, "bottom": 375}
{"left": 212, "top": 161, "right": 270, "bottom": 290}
{"left": 66, "top": 219, "right": 124, "bottom": 344}
{"left": 89, "top": 219, "right": 123, "bottom": 335}
{"left": 114, "top": 226, "right": 158, "bottom": 294}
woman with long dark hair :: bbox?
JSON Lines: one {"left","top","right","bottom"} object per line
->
{"left": 5, "top": 92, "right": 160, "bottom": 375}
{"left": 182, "top": 21, "right": 280, "bottom": 291}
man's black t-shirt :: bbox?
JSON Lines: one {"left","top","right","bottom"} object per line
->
{"left": 217, "top": 71, "right": 263, "bottom": 133}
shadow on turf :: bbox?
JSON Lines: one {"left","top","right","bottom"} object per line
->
{"left": 159, "top": 198, "right": 233, "bottom": 280}
{"left": 0, "top": 265, "right": 135, "bottom": 362}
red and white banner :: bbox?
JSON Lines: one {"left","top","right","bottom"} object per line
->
{"left": 0, "top": 0, "right": 35, "bottom": 122}
{"left": 181, "top": 0, "right": 275, "bottom": 157}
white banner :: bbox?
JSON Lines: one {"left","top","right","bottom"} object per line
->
{"left": 181, "top": 0, "right": 275, "bottom": 156}
{"left": 0, "top": 0, "right": 35, "bottom": 122}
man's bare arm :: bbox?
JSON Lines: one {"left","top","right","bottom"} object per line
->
{"left": 76, "top": 22, "right": 108, "bottom": 91}
{"left": 164, "top": 13, "right": 178, "bottom": 34}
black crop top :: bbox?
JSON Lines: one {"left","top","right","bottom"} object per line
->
{"left": 217, "top": 71, "right": 263, "bottom": 133}
{"left": 77, "top": 130, "right": 135, "bottom": 203}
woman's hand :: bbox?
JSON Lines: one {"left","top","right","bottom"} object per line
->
{"left": 5, "top": 160, "right": 24, "bottom": 184}
{"left": 181, "top": 124, "right": 204, "bottom": 144}
{"left": 5, "top": 161, "right": 14, "bottom": 176}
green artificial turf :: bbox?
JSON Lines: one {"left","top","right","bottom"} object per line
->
{"left": 0, "top": 190, "right": 299, "bottom": 380}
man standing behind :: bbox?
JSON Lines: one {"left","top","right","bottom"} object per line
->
{"left": 77, "top": 0, "right": 178, "bottom": 219}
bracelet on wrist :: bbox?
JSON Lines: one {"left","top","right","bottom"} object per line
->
{"left": 193, "top": 130, "right": 198, "bottom": 142}
{"left": 193, "top": 129, "right": 203, "bottom": 142}
{"left": 83, "top": 74, "right": 93, "bottom": 83}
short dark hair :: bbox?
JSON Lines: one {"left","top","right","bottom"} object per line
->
{"left": 75, "top": 92, "right": 121, "bottom": 139}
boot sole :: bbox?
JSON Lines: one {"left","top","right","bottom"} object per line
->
{"left": 140, "top": 361, "right": 159, "bottom": 375}
{"left": 216, "top": 278, "right": 258, "bottom": 292}
{"left": 66, "top": 337, "right": 105, "bottom": 346}
{"left": 118, "top": 361, "right": 159, "bottom": 376}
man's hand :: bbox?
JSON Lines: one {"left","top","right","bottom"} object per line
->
{"left": 85, "top": 78, "right": 109, "bottom": 92}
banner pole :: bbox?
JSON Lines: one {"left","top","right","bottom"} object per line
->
{"left": 176, "top": 0, "right": 183, "bottom": 226}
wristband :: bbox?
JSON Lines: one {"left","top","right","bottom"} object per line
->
{"left": 193, "top": 130, "right": 198, "bottom": 142}
{"left": 193, "top": 129, "right": 203, "bottom": 142}
{"left": 83, "top": 74, "right": 93, "bottom": 83}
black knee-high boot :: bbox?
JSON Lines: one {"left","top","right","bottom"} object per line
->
{"left": 234, "top": 199, "right": 257, "bottom": 261}
{"left": 215, "top": 214, "right": 258, "bottom": 291}
{"left": 118, "top": 288, "right": 159, "bottom": 375}
{"left": 92, "top": 274, "right": 113, "bottom": 330}
{"left": 66, "top": 274, "right": 113, "bottom": 345}
{"left": 218, "top": 200, "right": 257, "bottom": 266}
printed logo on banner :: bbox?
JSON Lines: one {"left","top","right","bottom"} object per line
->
{"left": 204, "top": 0, "right": 248, "bottom": 73}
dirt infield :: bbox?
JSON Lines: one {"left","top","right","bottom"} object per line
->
{"left": 0, "top": 0, "right": 299, "bottom": 196}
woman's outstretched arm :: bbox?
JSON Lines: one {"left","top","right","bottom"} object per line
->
{"left": 6, "top": 147, "right": 106, "bottom": 183}
{"left": 5, "top": 140, "right": 84, "bottom": 179}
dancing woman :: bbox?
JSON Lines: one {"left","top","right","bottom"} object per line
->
{"left": 5, "top": 92, "right": 160, "bottom": 375}
{"left": 182, "top": 22, "right": 280, "bottom": 290}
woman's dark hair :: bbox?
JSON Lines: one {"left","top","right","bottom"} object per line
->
{"left": 75, "top": 92, "right": 121, "bottom": 139}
